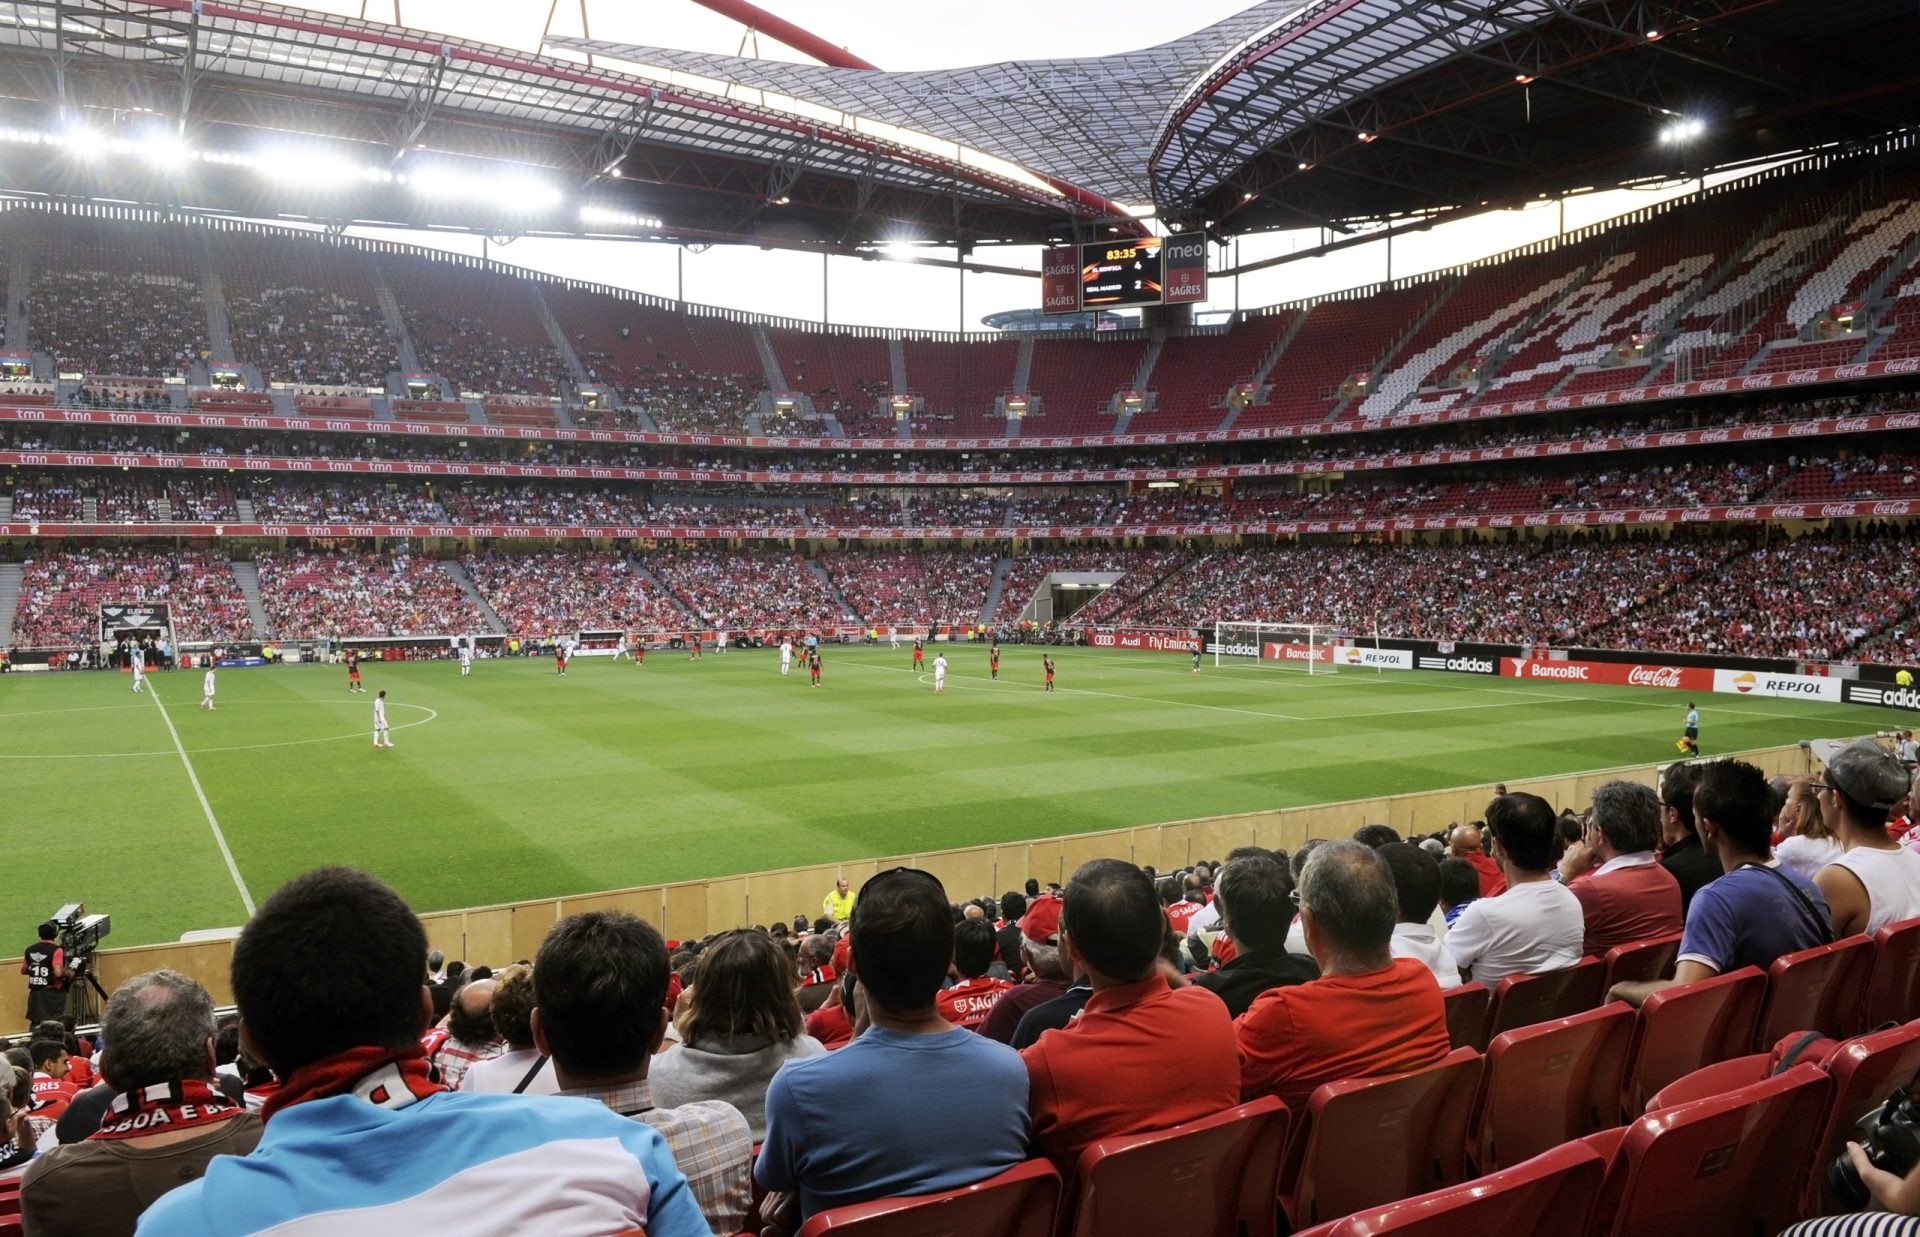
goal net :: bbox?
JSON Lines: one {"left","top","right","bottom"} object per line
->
{"left": 1211, "top": 622, "right": 1386, "bottom": 674}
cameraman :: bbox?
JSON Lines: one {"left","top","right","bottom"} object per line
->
{"left": 1785, "top": 1152, "right": 1920, "bottom": 1235}
{"left": 22, "top": 921, "right": 71, "bottom": 1029}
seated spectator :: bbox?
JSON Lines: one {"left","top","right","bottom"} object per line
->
{"left": 980, "top": 892, "right": 1072, "bottom": 1044}
{"left": 456, "top": 964, "right": 556, "bottom": 1096}
{"left": 1379, "top": 843, "right": 1460, "bottom": 989}
{"left": 1192, "top": 855, "right": 1319, "bottom": 1017}
{"left": 29, "top": 1039, "right": 78, "bottom": 1122}
{"left": 801, "top": 973, "right": 855, "bottom": 1050}
{"left": 1353, "top": 823, "right": 1402, "bottom": 848}
{"left": 1, "top": 1061, "right": 39, "bottom": 1170}
{"left": 431, "top": 977, "right": 502, "bottom": 1090}
{"left": 1021, "top": 859, "right": 1238, "bottom": 1174}
{"left": 937, "top": 919, "right": 1013, "bottom": 1030}
{"left": 757, "top": 868, "right": 1029, "bottom": 1228}
{"left": 1237, "top": 840, "right": 1452, "bottom": 1110}
{"left": 652, "top": 929, "right": 825, "bottom": 1141}
{"left": 794, "top": 935, "right": 838, "bottom": 1013}
{"left": 1814, "top": 739, "right": 1920, "bottom": 936}
{"left": 533, "top": 911, "right": 754, "bottom": 1236}
{"left": 137, "top": 867, "right": 707, "bottom": 1237}
{"left": 1556, "top": 780, "right": 1683, "bottom": 956}
{"left": 994, "top": 891, "right": 1027, "bottom": 973}
{"left": 1658, "top": 762, "right": 1723, "bottom": 911}
{"left": 1446, "top": 793, "right": 1585, "bottom": 984}
{"left": 1438, "top": 856, "right": 1480, "bottom": 926}
{"left": 1775, "top": 776, "right": 1844, "bottom": 881}
{"left": 21, "top": 971, "right": 261, "bottom": 1237}
{"left": 1612, "top": 761, "right": 1833, "bottom": 1007}
{"left": 1450, "top": 824, "right": 1507, "bottom": 898}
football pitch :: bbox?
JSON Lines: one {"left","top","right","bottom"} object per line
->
{"left": 1, "top": 645, "right": 1892, "bottom": 946}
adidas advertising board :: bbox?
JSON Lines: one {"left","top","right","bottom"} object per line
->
{"left": 1846, "top": 682, "right": 1920, "bottom": 712}
{"left": 1416, "top": 654, "right": 1498, "bottom": 675}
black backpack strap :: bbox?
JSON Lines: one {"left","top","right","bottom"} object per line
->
{"left": 511, "top": 1054, "right": 548, "bottom": 1095}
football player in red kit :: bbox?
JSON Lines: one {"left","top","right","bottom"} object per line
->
{"left": 912, "top": 638, "right": 923, "bottom": 670}
{"left": 345, "top": 647, "right": 363, "bottom": 693}
{"left": 1043, "top": 654, "right": 1055, "bottom": 692}
{"left": 989, "top": 643, "right": 1000, "bottom": 680}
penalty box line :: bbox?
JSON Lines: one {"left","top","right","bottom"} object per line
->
{"left": 147, "top": 686, "right": 257, "bottom": 916}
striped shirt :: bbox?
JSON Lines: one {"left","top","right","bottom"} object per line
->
{"left": 562, "top": 1078, "right": 753, "bottom": 1236}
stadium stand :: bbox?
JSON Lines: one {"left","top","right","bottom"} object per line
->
{"left": 254, "top": 549, "right": 487, "bottom": 638}
{"left": 385, "top": 253, "right": 570, "bottom": 397}
{"left": 217, "top": 232, "right": 399, "bottom": 387}
{"left": 29, "top": 215, "right": 208, "bottom": 377}
{"left": 9, "top": 548, "right": 252, "bottom": 646}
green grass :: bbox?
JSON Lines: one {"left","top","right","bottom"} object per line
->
{"left": 0, "top": 646, "right": 1891, "bottom": 945}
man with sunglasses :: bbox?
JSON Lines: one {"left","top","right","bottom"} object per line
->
{"left": 757, "top": 868, "right": 1028, "bottom": 1228}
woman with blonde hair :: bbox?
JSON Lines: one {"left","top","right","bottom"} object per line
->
{"left": 652, "top": 929, "right": 825, "bottom": 1139}
{"left": 1774, "top": 776, "right": 1843, "bottom": 881}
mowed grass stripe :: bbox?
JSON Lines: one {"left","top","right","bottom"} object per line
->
{"left": 0, "top": 646, "right": 1892, "bottom": 944}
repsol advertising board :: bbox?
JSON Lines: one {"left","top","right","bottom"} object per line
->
{"left": 1845, "top": 682, "right": 1920, "bottom": 712}
{"left": 1335, "top": 645, "right": 1413, "bottom": 670}
{"left": 1712, "top": 668, "right": 1843, "bottom": 703}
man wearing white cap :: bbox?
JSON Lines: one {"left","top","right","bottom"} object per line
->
{"left": 1813, "top": 738, "right": 1920, "bottom": 937}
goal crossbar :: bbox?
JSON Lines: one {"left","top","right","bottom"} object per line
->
{"left": 1211, "top": 622, "right": 1386, "bottom": 674}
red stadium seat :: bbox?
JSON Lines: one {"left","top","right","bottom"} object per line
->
{"left": 1622, "top": 966, "right": 1766, "bottom": 1115}
{"left": 1442, "top": 983, "right": 1491, "bottom": 1052}
{"left": 1281, "top": 1047, "right": 1483, "bottom": 1231}
{"left": 1807, "top": 1020, "right": 1920, "bottom": 1215}
{"left": 1645, "top": 1054, "right": 1770, "bottom": 1111}
{"left": 796, "top": 1158, "right": 1061, "bottom": 1237}
{"left": 1289, "top": 1142, "right": 1607, "bottom": 1237}
{"left": 1867, "top": 916, "right": 1920, "bottom": 1027}
{"left": 1584, "top": 1064, "right": 1833, "bottom": 1237}
{"left": 1486, "top": 958, "right": 1605, "bottom": 1040}
{"left": 1065, "top": 1097, "right": 1288, "bottom": 1237}
{"left": 1472, "top": 1003, "right": 1636, "bottom": 1173}
{"left": 1600, "top": 934, "right": 1681, "bottom": 991}
{"left": 1754, "top": 936, "right": 1875, "bottom": 1048}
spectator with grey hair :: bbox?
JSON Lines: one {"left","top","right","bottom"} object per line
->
{"left": 1192, "top": 855, "right": 1318, "bottom": 1017}
{"left": 21, "top": 970, "right": 261, "bottom": 1237}
{"left": 1557, "top": 780, "right": 1683, "bottom": 956}
{"left": 979, "top": 892, "right": 1075, "bottom": 1045}
{"left": 1236, "top": 841, "right": 1451, "bottom": 1110}
{"left": 1447, "top": 793, "right": 1585, "bottom": 984}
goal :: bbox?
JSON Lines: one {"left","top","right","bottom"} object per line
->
{"left": 1210, "top": 622, "right": 1386, "bottom": 674}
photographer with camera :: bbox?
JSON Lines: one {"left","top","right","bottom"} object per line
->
{"left": 1786, "top": 1118, "right": 1920, "bottom": 1235}
{"left": 22, "top": 920, "right": 71, "bottom": 1029}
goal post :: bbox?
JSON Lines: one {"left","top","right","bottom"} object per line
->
{"left": 1210, "top": 622, "right": 1388, "bottom": 674}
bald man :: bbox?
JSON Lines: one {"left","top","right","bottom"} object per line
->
{"left": 434, "top": 978, "right": 503, "bottom": 1090}
{"left": 1451, "top": 825, "right": 1507, "bottom": 898}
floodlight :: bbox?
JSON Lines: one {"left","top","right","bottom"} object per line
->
{"left": 60, "top": 123, "right": 107, "bottom": 161}
{"left": 579, "top": 204, "right": 661, "bottom": 230}
{"left": 140, "top": 134, "right": 193, "bottom": 169}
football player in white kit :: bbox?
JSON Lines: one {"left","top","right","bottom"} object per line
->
{"left": 780, "top": 637, "right": 794, "bottom": 676}
{"left": 889, "top": 627, "right": 900, "bottom": 650}
{"left": 932, "top": 653, "right": 948, "bottom": 694}
{"left": 373, "top": 689, "right": 394, "bottom": 748}
{"left": 130, "top": 646, "right": 146, "bottom": 694}
{"left": 459, "top": 640, "right": 473, "bottom": 676}
{"left": 199, "top": 665, "right": 217, "bottom": 710}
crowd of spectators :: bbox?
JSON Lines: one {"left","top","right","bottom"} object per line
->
{"left": 819, "top": 549, "right": 998, "bottom": 628}
{"left": 9, "top": 548, "right": 254, "bottom": 646}
{"left": 226, "top": 285, "right": 397, "bottom": 388}
{"left": 30, "top": 225, "right": 207, "bottom": 376}
{"left": 648, "top": 549, "right": 850, "bottom": 629}
{"left": 254, "top": 549, "right": 486, "bottom": 639}
{"left": 404, "top": 310, "right": 570, "bottom": 398}
{"left": 629, "top": 366, "right": 761, "bottom": 434}
{"left": 464, "top": 550, "right": 686, "bottom": 635}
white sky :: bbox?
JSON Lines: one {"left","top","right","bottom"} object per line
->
{"left": 301, "top": 1, "right": 1725, "bottom": 331}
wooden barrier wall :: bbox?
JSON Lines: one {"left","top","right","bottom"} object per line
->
{"left": 4, "top": 744, "right": 1815, "bottom": 1031}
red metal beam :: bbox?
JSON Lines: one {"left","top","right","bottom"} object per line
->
{"left": 684, "top": 0, "right": 878, "bottom": 71}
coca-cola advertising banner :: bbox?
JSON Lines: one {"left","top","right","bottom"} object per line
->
{"left": 0, "top": 409, "right": 1905, "bottom": 487}
{"left": 1502, "top": 657, "right": 1715, "bottom": 691}
{"left": 1088, "top": 629, "right": 1200, "bottom": 653}
{"left": 0, "top": 354, "right": 1912, "bottom": 453}
{"left": 1711, "top": 668, "right": 1843, "bottom": 703}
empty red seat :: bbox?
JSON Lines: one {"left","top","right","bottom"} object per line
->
{"left": 1600, "top": 934, "right": 1681, "bottom": 992}
{"left": 1755, "top": 936, "right": 1876, "bottom": 1048}
{"left": 1487, "top": 958, "right": 1605, "bottom": 1040}
{"left": 1065, "top": 1097, "right": 1288, "bottom": 1237}
{"left": 1473, "top": 1003, "right": 1635, "bottom": 1173}
{"left": 1623, "top": 966, "right": 1766, "bottom": 1115}
{"left": 1281, "top": 1047, "right": 1483, "bottom": 1231}
{"left": 1867, "top": 916, "right": 1920, "bottom": 1026}
{"left": 1585, "top": 1064, "right": 1833, "bottom": 1237}
{"left": 1443, "top": 983, "right": 1491, "bottom": 1052}
{"left": 1291, "top": 1142, "right": 1608, "bottom": 1237}
{"left": 796, "top": 1158, "right": 1061, "bottom": 1237}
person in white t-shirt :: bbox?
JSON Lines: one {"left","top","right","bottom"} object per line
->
{"left": 780, "top": 638, "right": 793, "bottom": 677}
{"left": 130, "top": 646, "right": 146, "bottom": 694}
{"left": 200, "top": 666, "right": 217, "bottom": 710}
{"left": 932, "top": 653, "right": 947, "bottom": 694}
{"left": 372, "top": 689, "right": 394, "bottom": 748}
{"left": 889, "top": 627, "right": 900, "bottom": 650}
{"left": 1379, "top": 842, "right": 1460, "bottom": 989}
{"left": 459, "top": 641, "right": 473, "bottom": 677}
{"left": 1445, "top": 792, "right": 1584, "bottom": 985}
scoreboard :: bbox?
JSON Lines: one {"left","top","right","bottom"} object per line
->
{"left": 1042, "top": 232, "right": 1206, "bottom": 315}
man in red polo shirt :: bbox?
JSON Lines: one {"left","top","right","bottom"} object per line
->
{"left": 1020, "top": 860, "right": 1238, "bottom": 1174}
{"left": 936, "top": 920, "right": 1012, "bottom": 1030}
{"left": 1450, "top": 823, "right": 1506, "bottom": 898}
{"left": 1236, "top": 840, "right": 1451, "bottom": 1111}
{"left": 1556, "top": 780, "right": 1683, "bottom": 956}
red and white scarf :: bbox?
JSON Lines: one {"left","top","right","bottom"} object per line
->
{"left": 262, "top": 1044, "right": 446, "bottom": 1123}
{"left": 91, "top": 1080, "right": 242, "bottom": 1141}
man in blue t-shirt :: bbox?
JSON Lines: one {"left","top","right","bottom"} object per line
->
{"left": 757, "top": 868, "right": 1030, "bottom": 1226}
{"left": 1611, "top": 759, "right": 1830, "bottom": 1007}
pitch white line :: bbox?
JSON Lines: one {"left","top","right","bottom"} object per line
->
{"left": 146, "top": 688, "right": 256, "bottom": 916}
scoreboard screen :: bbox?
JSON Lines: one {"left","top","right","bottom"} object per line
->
{"left": 1081, "top": 238, "right": 1164, "bottom": 308}
{"left": 1042, "top": 233, "right": 1206, "bottom": 314}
